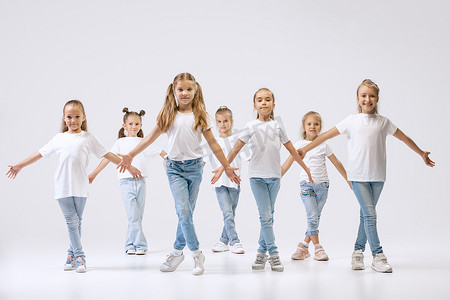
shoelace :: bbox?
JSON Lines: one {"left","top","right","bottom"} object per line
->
{"left": 270, "top": 256, "right": 281, "bottom": 265}
{"left": 255, "top": 255, "right": 266, "bottom": 264}
{"left": 194, "top": 257, "right": 202, "bottom": 268}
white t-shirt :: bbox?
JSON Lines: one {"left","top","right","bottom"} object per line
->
{"left": 110, "top": 137, "right": 161, "bottom": 179}
{"left": 39, "top": 131, "right": 109, "bottom": 199}
{"left": 336, "top": 114, "right": 397, "bottom": 182}
{"left": 295, "top": 140, "right": 333, "bottom": 183}
{"left": 203, "top": 134, "right": 251, "bottom": 189}
{"left": 166, "top": 112, "right": 213, "bottom": 161}
{"left": 239, "top": 119, "right": 290, "bottom": 178}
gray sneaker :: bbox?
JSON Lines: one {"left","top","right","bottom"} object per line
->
{"left": 160, "top": 252, "right": 184, "bottom": 272}
{"left": 252, "top": 253, "right": 268, "bottom": 270}
{"left": 351, "top": 249, "right": 365, "bottom": 270}
{"left": 268, "top": 254, "right": 284, "bottom": 272}
{"left": 372, "top": 253, "right": 393, "bottom": 273}
{"left": 192, "top": 252, "right": 205, "bottom": 276}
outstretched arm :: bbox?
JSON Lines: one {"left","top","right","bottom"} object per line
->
{"left": 284, "top": 141, "right": 314, "bottom": 183}
{"left": 88, "top": 158, "right": 110, "bottom": 184}
{"left": 117, "top": 125, "right": 162, "bottom": 172}
{"left": 104, "top": 152, "right": 143, "bottom": 180}
{"left": 299, "top": 127, "right": 340, "bottom": 158}
{"left": 159, "top": 150, "right": 167, "bottom": 160}
{"left": 281, "top": 155, "right": 295, "bottom": 177}
{"left": 203, "top": 129, "right": 241, "bottom": 184}
{"left": 327, "top": 154, "right": 352, "bottom": 189}
{"left": 393, "top": 128, "right": 435, "bottom": 167}
{"left": 6, "top": 152, "right": 43, "bottom": 179}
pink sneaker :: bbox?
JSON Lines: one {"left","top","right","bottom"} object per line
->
{"left": 291, "top": 243, "right": 311, "bottom": 260}
{"left": 313, "top": 244, "right": 329, "bottom": 261}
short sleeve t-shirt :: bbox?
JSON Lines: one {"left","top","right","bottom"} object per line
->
{"left": 110, "top": 137, "right": 161, "bottom": 179}
{"left": 166, "top": 112, "right": 213, "bottom": 161}
{"left": 294, "top": 140, "right": 333, "bottom": 183}
{"left": 336, "top": 114, "right": 397, "bottom": 182}
{"left": 39, "top": 131, "right": 109, "bottom": 199}
{"left": 239, "top": 119, "right": 290, "bottom": 178}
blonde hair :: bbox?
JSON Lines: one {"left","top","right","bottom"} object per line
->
{"left": 157, "top": 73, "right": 209, "bottom": 133}
{"left": 301, "top": 111, "right": 322, "bottom": 140}
{"left": 253, "top": 88, "right": 275, "bottom": 120}
{"left": 61, "top": 100, "right": 87, "bottom": 133}
{"left": 357, "top": 79, "right": 379, "bottom": 114}
{"left": 215, "top": 105, "right": 233, "bottom": 120}
{"left": 118, "top": 107, "right": 145, "bottom": 138}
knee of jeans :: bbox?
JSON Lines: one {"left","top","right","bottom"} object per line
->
{"left": 222, "top": 210, "right": 234, "bottom": 221}
{"left": 259, "top": 213, "right": 273, "bottom": 226}
{"left": 65, "top": 217, "right": 80, "bottom": 230}
{"left": 177, "top": 208, "right": 193, "bottom": 223}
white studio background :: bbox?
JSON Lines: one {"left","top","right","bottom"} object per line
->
{"left": 0, "top": 0, "right": 448, "bottom": 264}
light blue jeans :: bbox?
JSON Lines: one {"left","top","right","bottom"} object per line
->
{"left": 58, "top": 196, "right": 87, "bottom": 259}
{"left": 215, "top": 185, "right": 241, "bottom": 246}
{"left": 120, "top": 177, "right": 147, "bottom": 252}
{"left": 300, "top": 181, "right": 329, "bottom": 237}
{"left": 249, "top": 177, "right": 281, "bottom": 255}
{"left": 351, "top": 181, "right": 385, "bottom": 256}
{"left": 166, "top": 158, "right": 203, "bottom": 252}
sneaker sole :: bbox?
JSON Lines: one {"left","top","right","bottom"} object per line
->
{"left": 231, "top": 250, "right": 245, "bottom": 254}
{"left": 352, "top": 265, "right": 365, "bottom": 270}
{"left": 371, "top": 265, "right": 393, "bottom": 273}
{"left": 291, "top": 253, "right": 310, "bottom": 260}
{"left": 252, "top": 265, "right": 266, "bottom": 270}
{"left": 271, "top": 267, "right": 284, "bottom": 272}
{"left": 212, "top": 249, "right": 229, "bottom": 252}
{"left": 314, "top": 256, "right": 329, "bottom": 261}
{"left": 160, "top": 256, "right": 185, "bottom": 272}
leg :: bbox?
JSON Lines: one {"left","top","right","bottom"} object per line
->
{"left": 300, "top": 181, "right": 320, "bottom": 239}
{"left": 58, "top": 197, "right": 87, "bottom": 259}
{"left": 120, "top": 179, "right": 139, "bottom": 252}
{"left": 134, "top": 178, "right": 148, "bottom": 251}
{"left": 215, "top": 186, "right": 241, "bottom": 246}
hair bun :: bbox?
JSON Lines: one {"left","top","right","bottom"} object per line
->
{"left": 122, "top": 107, "right": 129, "bottom": 113}
{"left": 139, "top": 110, "right": 146, "bottom": 117}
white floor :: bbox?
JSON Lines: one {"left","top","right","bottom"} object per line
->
{"left": 2, "top": 245, "right": 450, "bottom": 300}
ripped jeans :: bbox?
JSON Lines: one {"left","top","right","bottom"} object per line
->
{"left": 300, "top": 181, "right": 329, "bottom": 237}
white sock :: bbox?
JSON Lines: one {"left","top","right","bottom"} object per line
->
{"left": 172, "top": 249, "right": 183, "bottom": 256}
{"left": 192, "top": 250, "right": 201, "bottom": 256}
{"left": 302, "top": 241, "right": 309, "bottom": 248}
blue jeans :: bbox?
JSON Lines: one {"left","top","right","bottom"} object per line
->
{"left": 249, "top": 177, "right": 281, "bottom": 255}
{"left": 166, "top": 158, "right": 203, "bottom": 252}
{"left": 120, "top": 177, "right": 147, "bottom": 252}
{"left": 215, "top": 185, "right": 241, "bottom": 246}
{"left": 351, "top": 181, "right": 385, "bottom": 256}
{"left": 58, "top": 196, "right": 87, "bottom": 259}
{"left": 300, "top": 181, "right": 329, "bottom": 237}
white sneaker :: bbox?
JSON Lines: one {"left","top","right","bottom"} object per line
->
{"left": 160, "top": 252, "right": 184, "bottom": 272}
{"left": 351, "top": 249, "right": 365, "bottom": 270}
{"left": 268, "top": 254, "right": 284, "bottom": 272}
{"left": 136, "top": 249, "right": 147, "bottom": 255}
{"left": 126, "top": 249, "right": 136, "bottom": 255}
{"left": 252, "top": 253, "right": 267, "bottom": 270}
{"left": 212, "top": 242, "right": 229, "bottom": 252}
{"left": 64, "top": 256, "right": 75, "bottom": 271}
{"left": 371, "top": 253, "right": 393, "bottom": 273}
{"left": 75, "top": 257, "right": 86, "bottom": 273}
{"left": 192, "top": 252, "right": 205, "bottom": 276}
{"left": 230, "top": 243, "right": 245, "bottom": 254}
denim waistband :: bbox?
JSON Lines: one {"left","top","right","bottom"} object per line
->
{"left": 166, "top": 157, "right": 203, "bottom": 164}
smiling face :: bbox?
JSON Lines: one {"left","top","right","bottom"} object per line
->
{"left": 303, "top": 115, "right": 322, "bottom": 141}
{"left": 253, "top": 89, "right": 275, "bottom": 121}
{"left": 63, "top": 104, "right": 86, "bottom": 133}
{"left": 215, "top": 112, "right": 233, "bottom": 137}
{"left": 174, "top": 80, "right": 196, "bottom": 112}
{"left": 357, "top": 85, "right": 379, "bottom": 114}
{"left": 123, "top": 114, "right": 142, "bottom": 137}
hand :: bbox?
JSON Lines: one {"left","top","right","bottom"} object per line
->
{"left": 225, "top": 166, "right": 241, "bottom": 184}
{"left": 117, "top": 153, "right": 133, "bottom": 173}
{"left": 305, "top": 166, "right": 314, "bottom": 183}
{"left": 88, "top": 173, "right": 96, "bottom": 184}
{"left": 6, "top": 165, "right": 21, "bottom": 179}
{"left": 347, "top": 180, "right": 353, "bottom": 190}
{"left": 127, "top": 166, "right": 143, "bottom": 181}
{"left": 211, "top": 166, "right": 225, "bottom": 184}
{"left": 422, "top": 151, "right": 435, "bottom": 167}
{"left": 297, "top": 148, "right": 306, "bottom": 159}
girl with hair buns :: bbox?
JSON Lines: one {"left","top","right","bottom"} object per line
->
{"left": 298, "top": 79, "right": 435, "bottom": 273}
{"left": 117, "top": 73, "right": 240, "bottom": 276}
{"left": 89, "top": 107, "right": 166, "bottom": 255}
{"left": 6, "top": 100, "right": 142, "bottom": 273}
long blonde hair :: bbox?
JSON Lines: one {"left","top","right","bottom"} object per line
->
{"left": 61, "top": 100, "right": 88, "bottom": 132}
{"left": 301, "top": 111, "right": 322, "bottom": 140}
{"left": 253, "top": 88, "right": 275, "bottom": 121}
{"left": 157, "top": 73, "right": 209, "bottom": 133}
{"left": 357, "top": 79, "right": 379, "bottom": 114}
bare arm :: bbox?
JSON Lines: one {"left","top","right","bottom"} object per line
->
{"left": 104, "top": 152, "right": 143, "bottom": 180}
{"left": 6, "top": 152, "right": 43, "bottom": 179}
{"left": 284, "top": 141, "right": 314, "bottom": 183}
{"left": 393, "top": 128, "right": 435, "bottom": 167}
{"left": 299, "top": 127, "right": 340, "bottom": 158}
{"left": 88, "top": 158, "right": 110, "bottom": 184}
{"left": 117, "top": 125, "right": 163, "bottom": 171}
{"left": 281, "top": 155, "right": 295, "bottom": 177}
{"left": 159, "top": 150, "right": 167, "bottom": 160}
{"left": 203, "top": 129, "right": 241, "bottom": 184}
{"left": 327, "top": 153, "right": 352, "bottom": 189}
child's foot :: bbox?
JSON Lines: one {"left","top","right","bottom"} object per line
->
{"left": 351, "top": 249, "right": 365, "bottom": 270}
{"left": 136, "top": 249, "right": 147, "bottom": 255}
{"left": 75, "top": 257, "right": 86, "bottom": 273}
{"left": 212, "top": 241, "right": 229, "bottom": 252}
{"left": 313, "top": 244, "right": 329, "bottom": 261}
{"left": 64, "top": 255, "right": 75, "bottom": 271}
{"left": 371, "top": 253, "right": 393, "bottom": 273}
{"left": 291, "top": 243, "right": 310, "bottom": 260}
{"left": 230, "top": 243, "right": 245, "bottom": 254}
{"left": 268, "top": 254, "right": 284, "bottom": 272}
{"left": 126, "top": 249, "right": 136, "bottom": 255}
{"left": 160, "top": 252, "right": 184, "bottom": 272}
{"left": 192, "top": 251, "right": 205, "bottom": 276}
{"left": 252, "top": 253, "right": 268, "bottom": 270}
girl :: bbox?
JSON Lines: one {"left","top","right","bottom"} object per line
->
{"left": 206, "top": 106, "right": 248, "bottom": 254}
{"left": 6, "top": 100, "right": 142, "bottom": 273}
{"left": 88, "top": 107, "right": 166, "bottom": 255}
{"left": 281, "top": 111, "right": 350, "bottom": 262}
{"left": 117, "top": 73, "right": 240, "bottom": 276}
{"left": 212, "top": 88, "right": 313, "bottom": 272}
{"left": 299, "top": 79, "right": 435, "bottom": 273}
